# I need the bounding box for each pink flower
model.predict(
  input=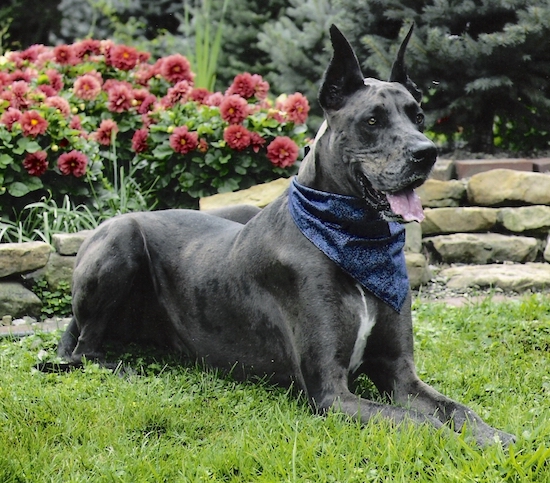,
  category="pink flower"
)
[266,136,299,168]
[283,93,310,124]
[219,94,249,124]
[131,128,149,153]
[73,39,101,59]
[57,150,88,177]
[204,92,224,106]
[107,84,133,112]
[163,80,192,107]
[23,151,48,176]
[169,126,199,154]
[252,74,269,100]
[69,115,82,130]
[94,119,119,145]
[53,44,76,65]
[136,93,156,114]
[20,110,48,137]
[46,69,64,92]
[224,125,251,151]
[134,64,157,85]
[160,54,194,84]
[250,132,266,153]
[226,72,256,99]
[11,80,30,109]
[109,44,140,71]
[189,88,211,103]
[0,108,22,129]
[44,96,71,116]
[74,74,102,100]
